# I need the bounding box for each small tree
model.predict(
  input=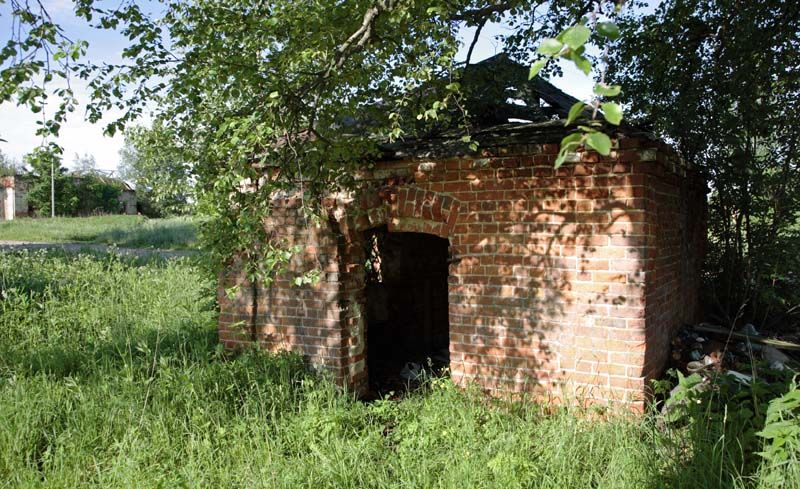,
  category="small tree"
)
[24,147,78,217]
[119,123,193,216]
[72,152,97,173]
[0,150,20,177]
